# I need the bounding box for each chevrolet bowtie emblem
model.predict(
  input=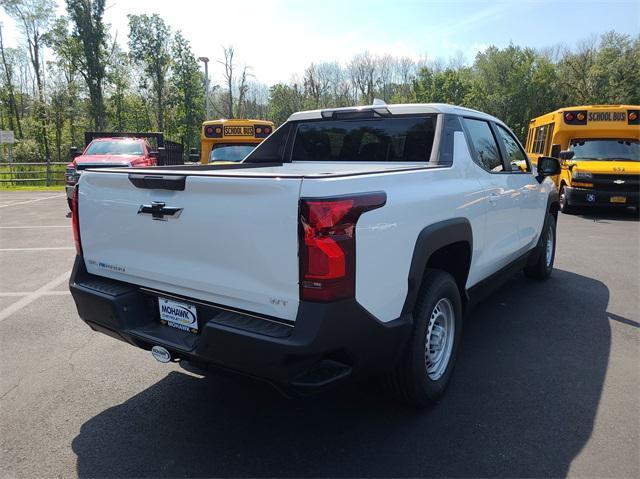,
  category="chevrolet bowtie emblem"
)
[138,202,183,221]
